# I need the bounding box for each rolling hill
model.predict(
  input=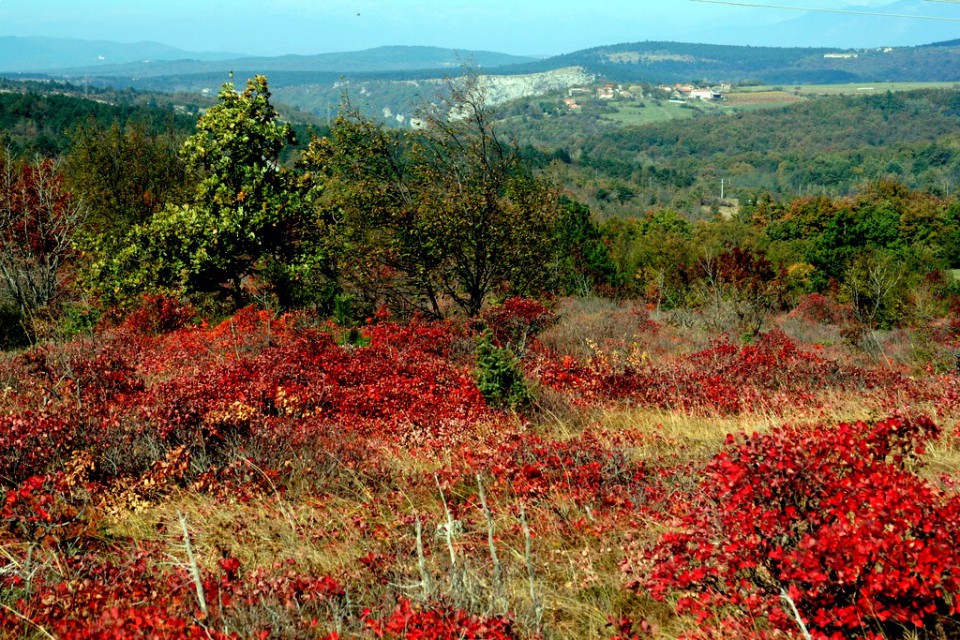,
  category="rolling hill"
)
[0,36,241,72]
